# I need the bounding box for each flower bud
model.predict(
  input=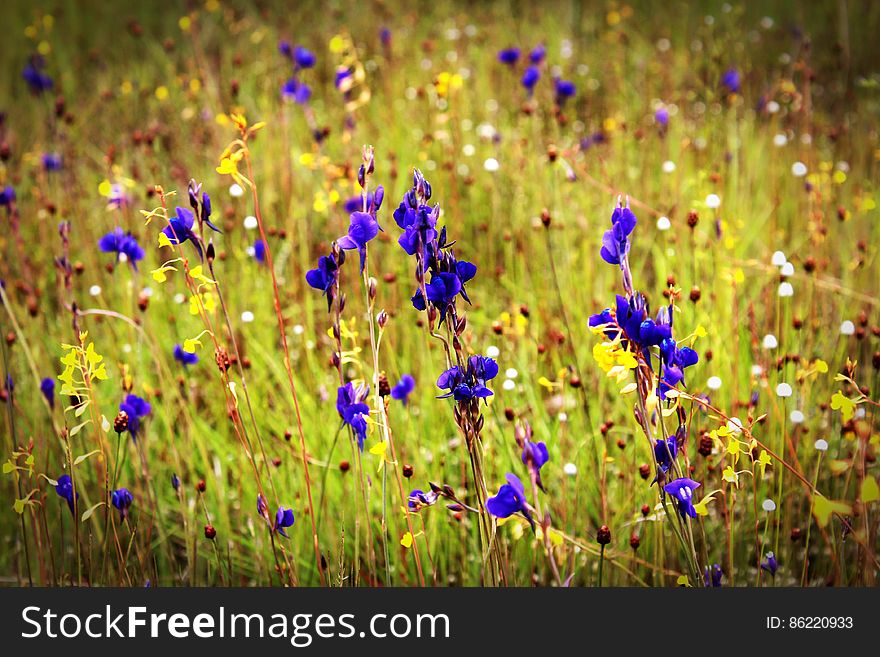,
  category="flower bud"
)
[597,525,612,545]
[629,533,640,550]
[114,410,129,434]
[204,524,216,540]
[196,479,206,493]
